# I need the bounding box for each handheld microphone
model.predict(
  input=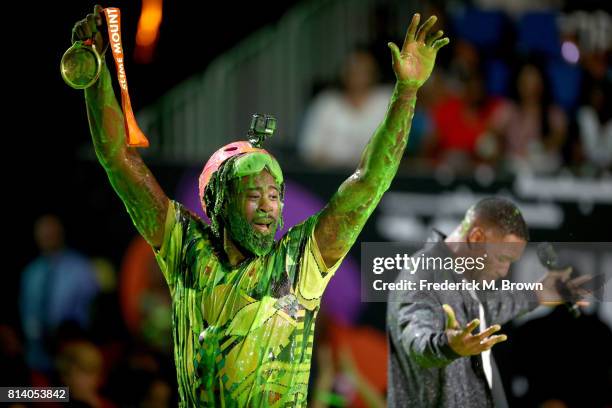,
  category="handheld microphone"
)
[536,243,581,318]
